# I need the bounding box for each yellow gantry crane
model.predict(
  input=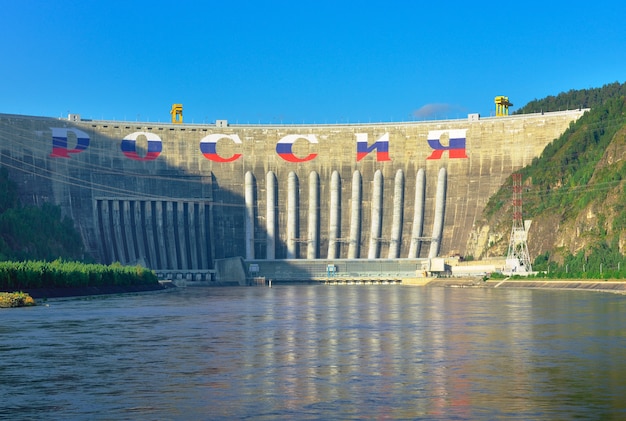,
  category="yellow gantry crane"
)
[170,103,183,124]
[495,96,513,117]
